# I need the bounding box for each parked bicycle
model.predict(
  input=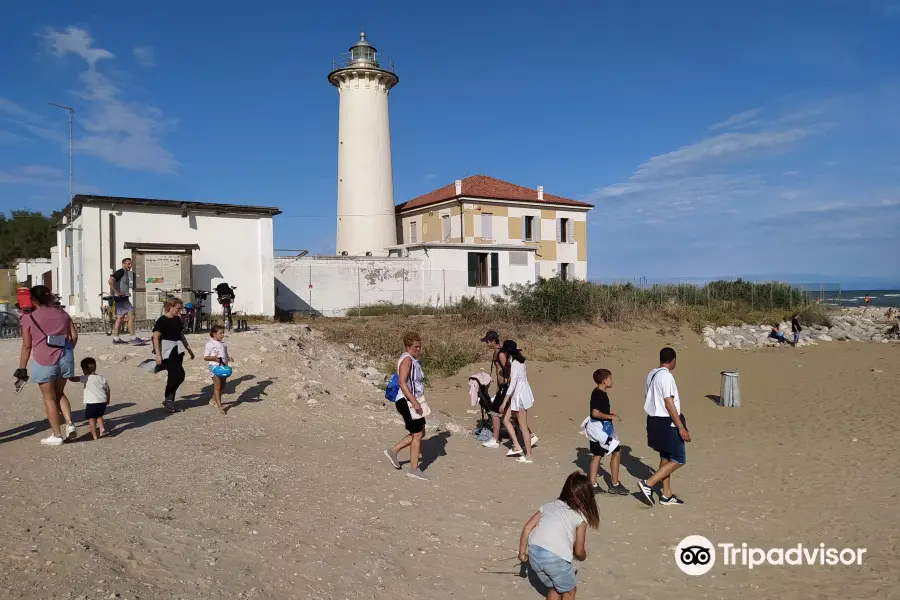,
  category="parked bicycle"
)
[182,289,212,333]
[98,293,117,336]
[215,283,237,331]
